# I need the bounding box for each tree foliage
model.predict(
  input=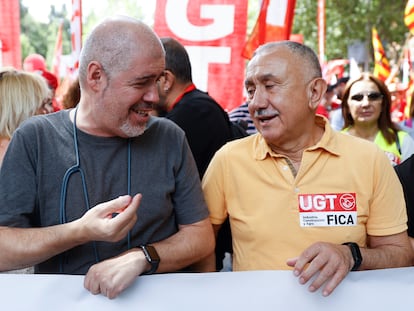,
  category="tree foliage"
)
[81,0,147,36]
[19,0,146,70]
[292,0,408,67]
[20,0,71,69]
